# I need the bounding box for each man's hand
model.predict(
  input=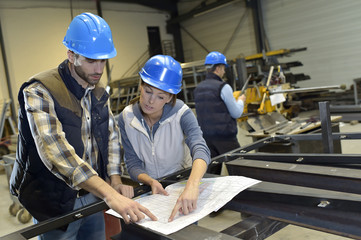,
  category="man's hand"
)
[105,192,157,224]
[238,94,246,102]
[110,175,134,198]
[112,183,134,199]
[79,175,157,224]
[168,184,199,222]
